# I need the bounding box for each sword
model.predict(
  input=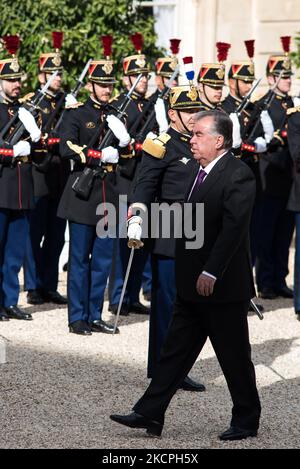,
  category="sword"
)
[250,299,264,320]
[113,239,144,334]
